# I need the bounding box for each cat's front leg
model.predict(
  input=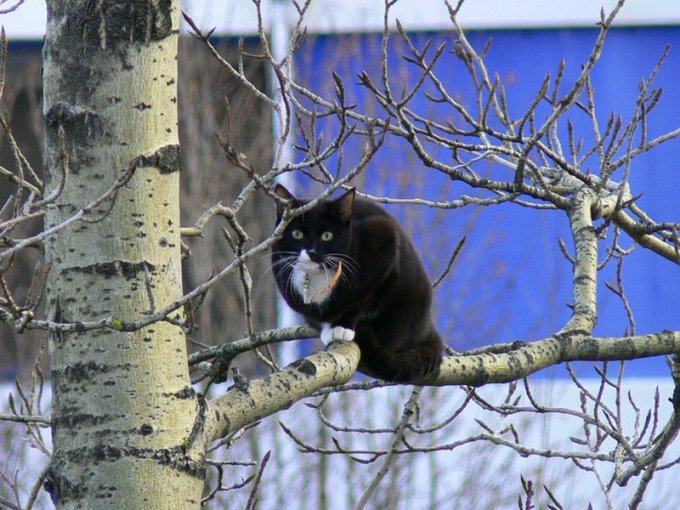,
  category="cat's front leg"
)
[320,323,355,345]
